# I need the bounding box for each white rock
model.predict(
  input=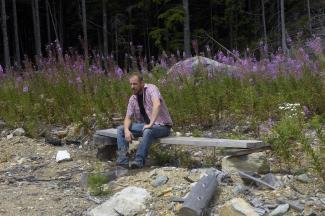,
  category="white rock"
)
[175,132,182,136]
[13,128,25,136]
[6,133,13,139]
[90,186,151,216]
[219,198,259,216]
[193,151,204,157]
[269,204,289,216]
[55,150,71,163]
